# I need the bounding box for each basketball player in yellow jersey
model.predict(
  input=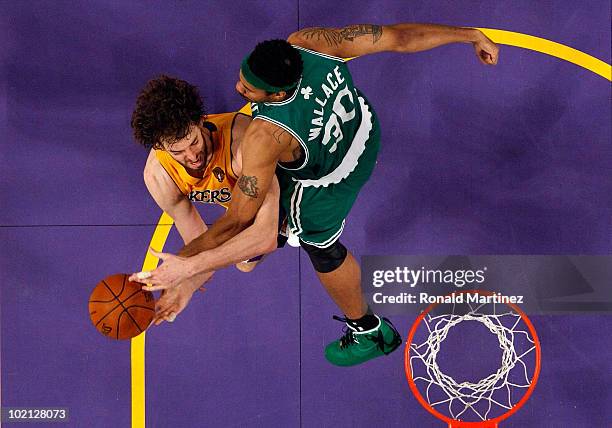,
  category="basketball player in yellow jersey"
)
[131,75,281,324]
